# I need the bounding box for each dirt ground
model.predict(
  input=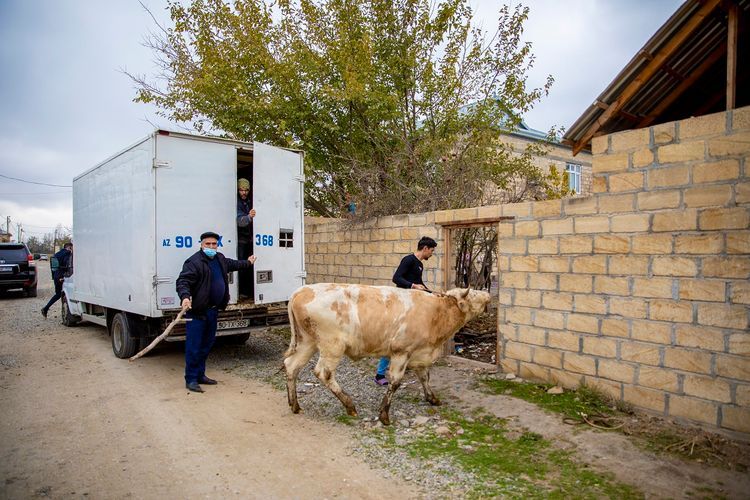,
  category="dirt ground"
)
[453,311,498,363]
[430,361,750,498]
[2,272,749,498]
[0,272,416,499]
